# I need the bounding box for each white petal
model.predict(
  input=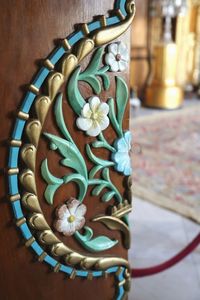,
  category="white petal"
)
[110,61,119,72]
[76,117,93,131]
[97,102,109,116]
[75,204,87,218]
[89,96,101,113]
[99,116,109,131]
[68,199,80,215]
[121,51,129,62]
[86,121,101,137]
[108,43,118,55]
[118,42,127,55]
[63,222,76,236]
[55,219,75,236]
[81,103,92,118]
[74,217,85,231]
[105,53,116,67]
[118,60,128,72]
